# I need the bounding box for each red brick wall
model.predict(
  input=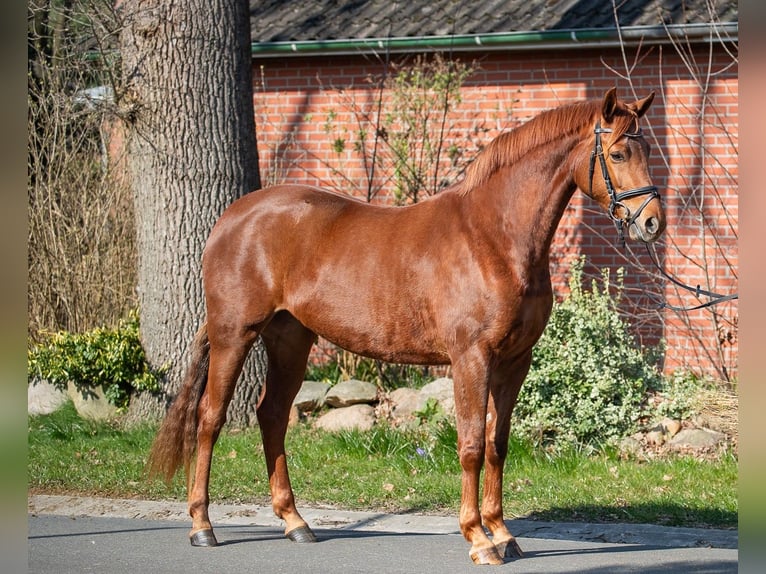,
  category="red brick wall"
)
[250,43,738,380]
